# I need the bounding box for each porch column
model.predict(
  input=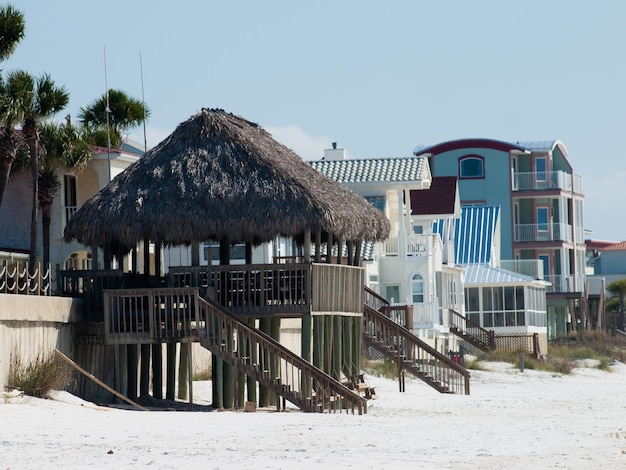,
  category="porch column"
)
[353,240,362,267]
[347,240,354,266]
[336,238,344,265]
[191,241,200,266]
[155,239,162,277]
[314,230,322,263]
[397,189,406,257]
[304,229,311,263]
[326,233,333,264]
